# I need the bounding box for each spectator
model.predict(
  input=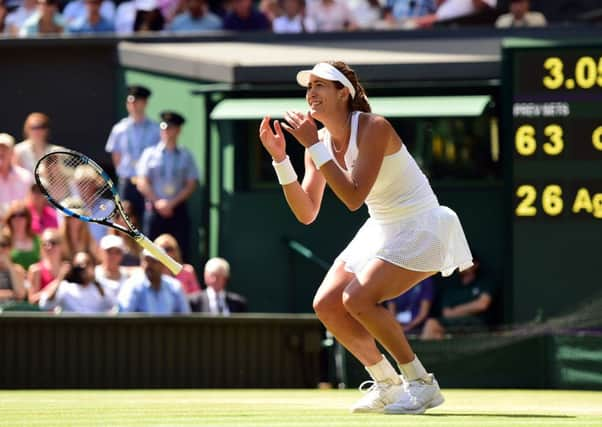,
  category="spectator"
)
[413,0,496,28]
[62,0,115,27]
[5,0,37,35]
[4,200,40,270]
[222,0,271,31]
[193,257,247,314]
[305,0,357,32]
[94,234,130,299]
[59,216,100,262]
[39,251,116,313]
[117,249,190,314]
[26,183,58,236]
[14,113,61,172]
[26,227,63,305]
[387,0,436,20]
[386,277,434,336]
[273,0,315,33]
[495,0,546,28]
[133,0,165,32]
[105,85,160,221]
[107,201,142,266]
[0,0,8,34]
[68,0,115,33]
[350,0,383,30]
[136,111,198,262]
[421,258,496,339]
[114,0,136,34]
[154,233,201,306]
[71,162,109,243]
[259,0,281,23]
[19,0,65,36]
[167,0,222,32]
[0,133,34,217]
[0,230,26,306]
